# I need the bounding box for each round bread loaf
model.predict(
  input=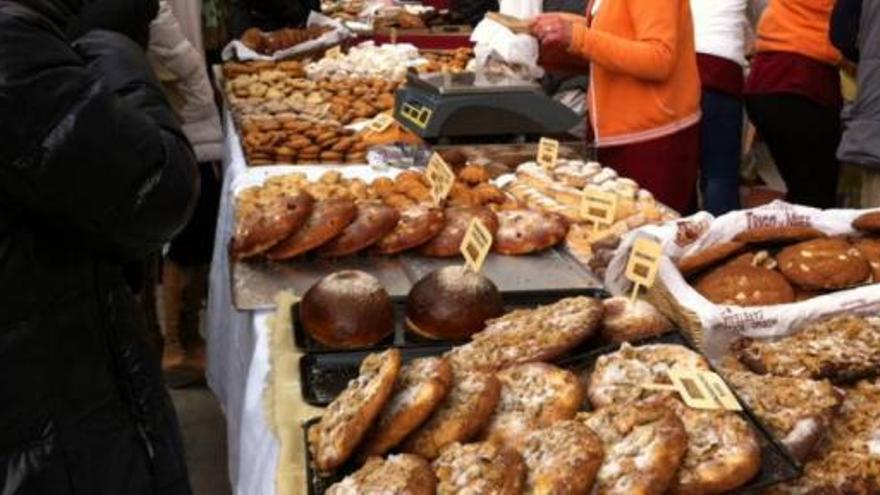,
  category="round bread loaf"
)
[405,266,503,341]
[300,270,394,348]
